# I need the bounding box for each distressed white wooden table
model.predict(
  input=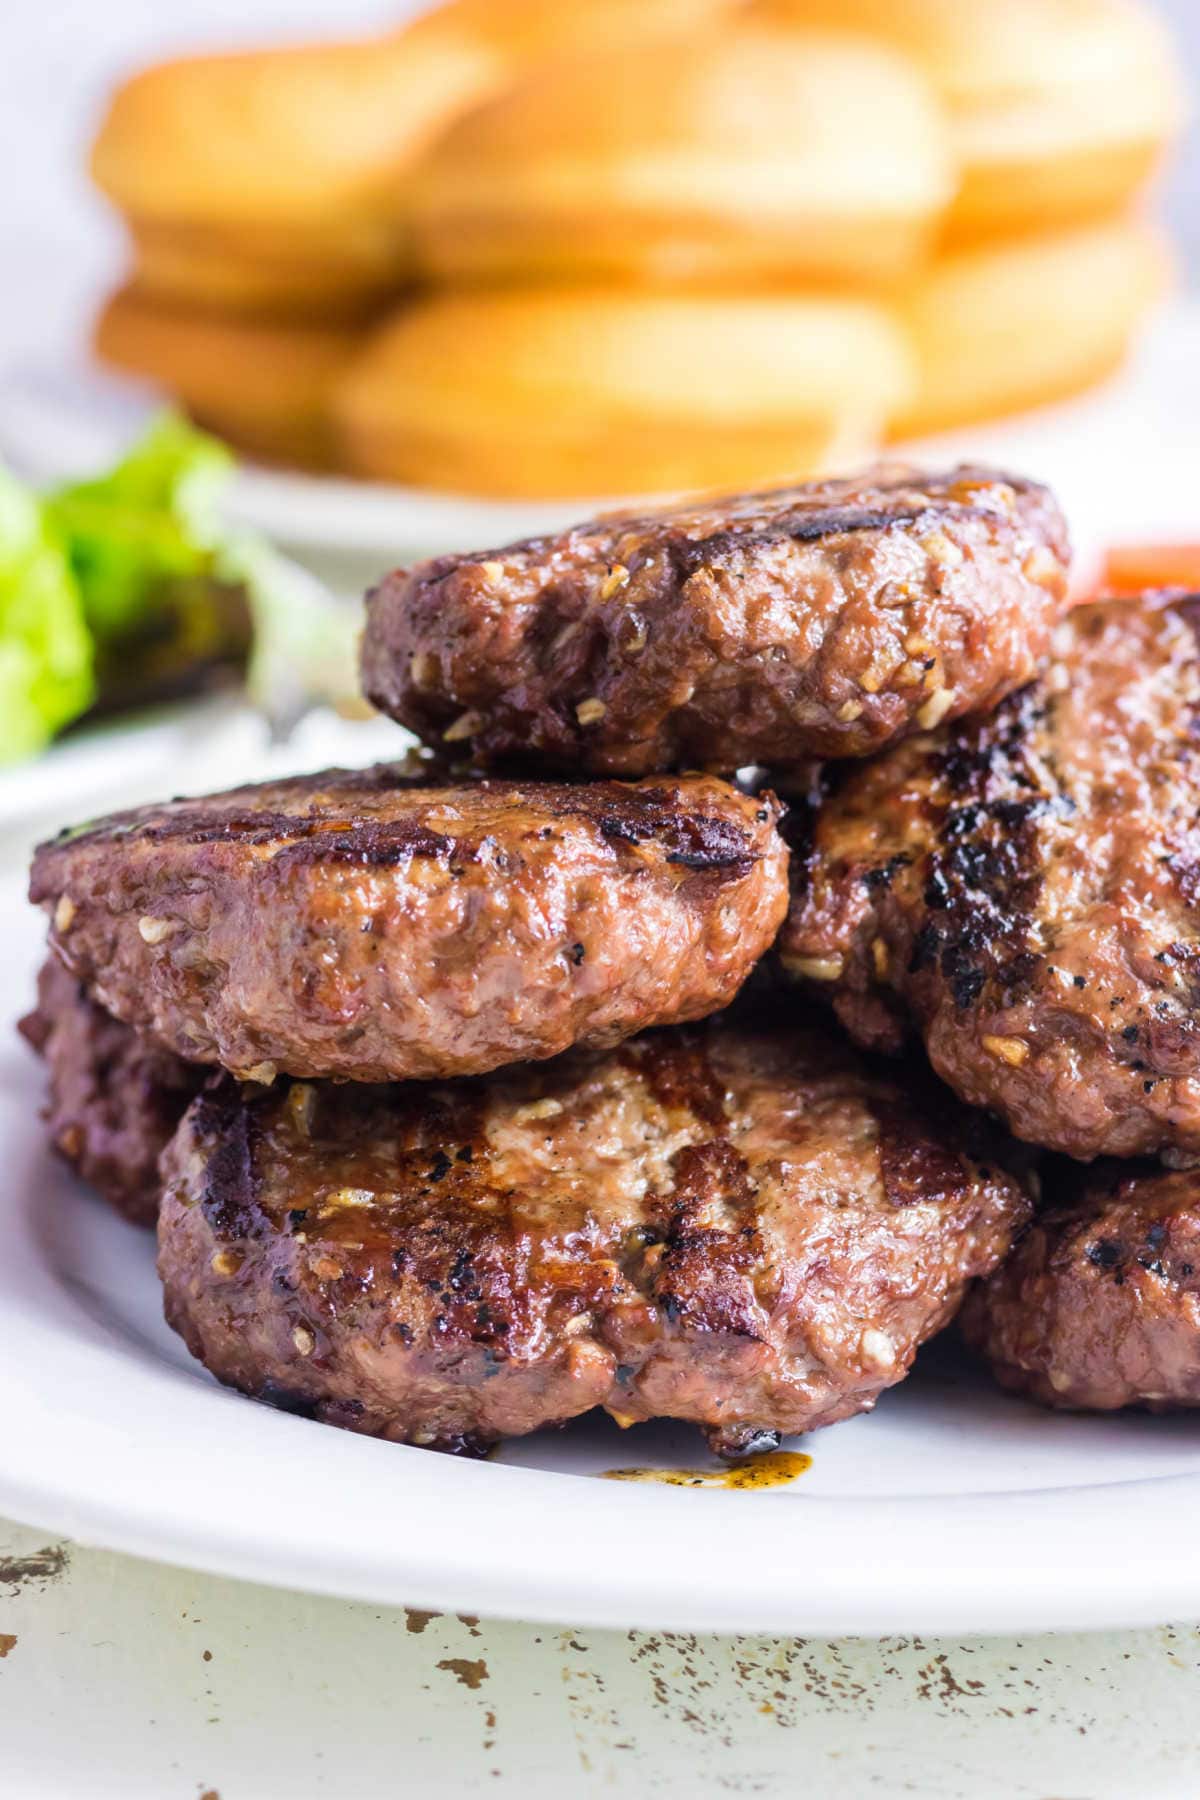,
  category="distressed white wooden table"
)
[2,1513,1198,1799]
